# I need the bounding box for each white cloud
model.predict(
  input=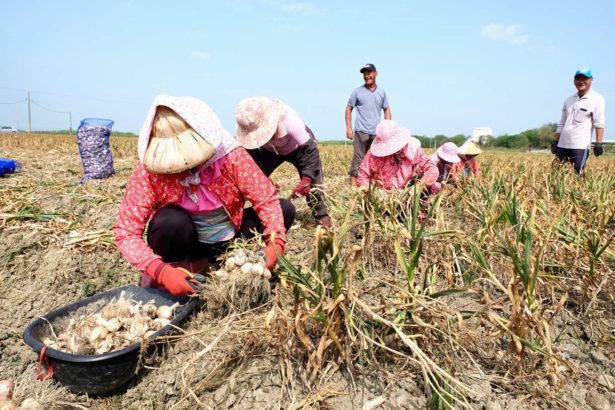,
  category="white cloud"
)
[190,51,211,63]
[481,23,528,46]
[259,0,315,14]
